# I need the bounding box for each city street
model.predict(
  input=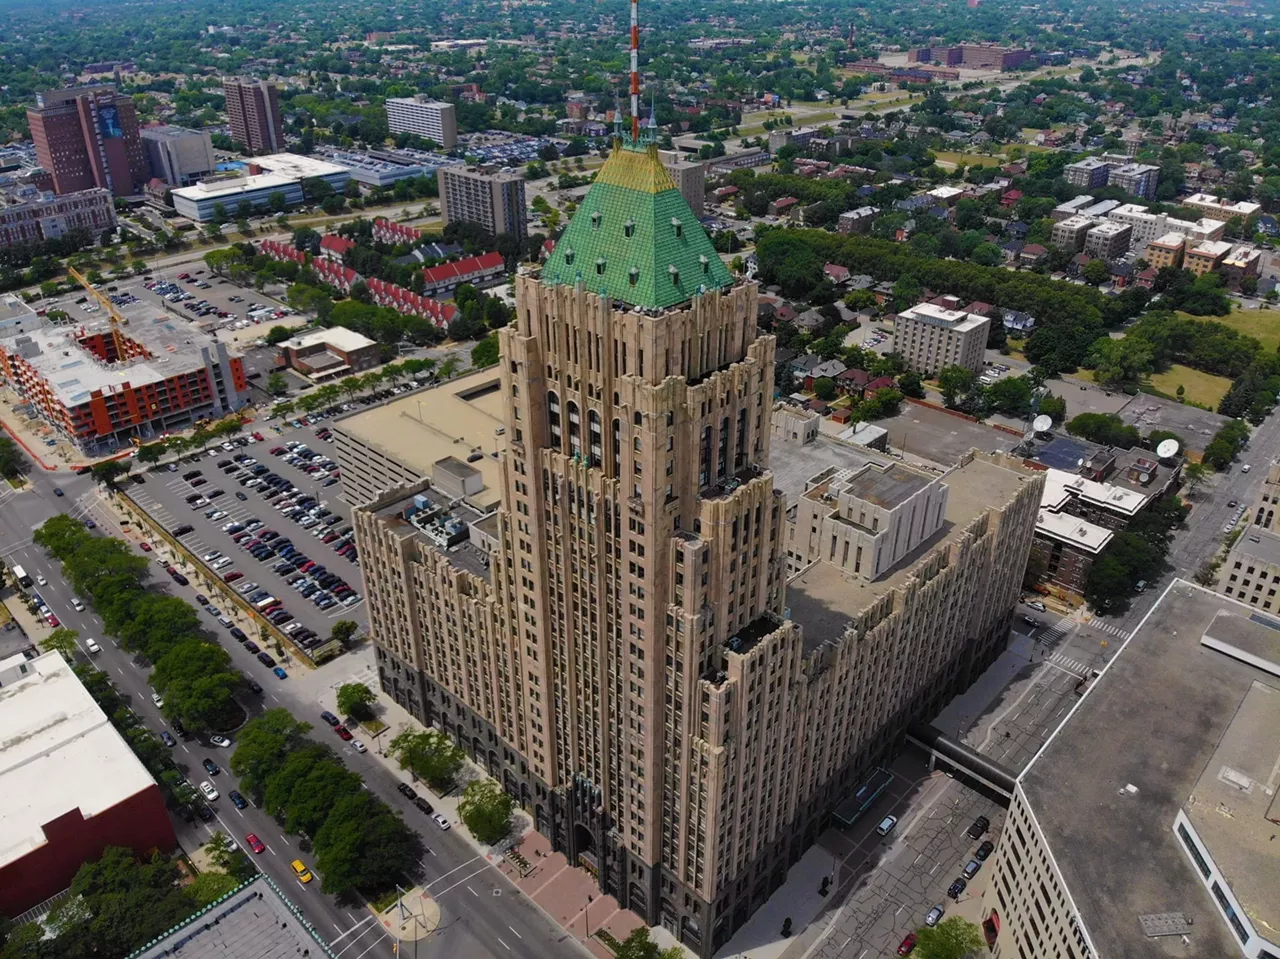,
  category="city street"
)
[0,461,590,959]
